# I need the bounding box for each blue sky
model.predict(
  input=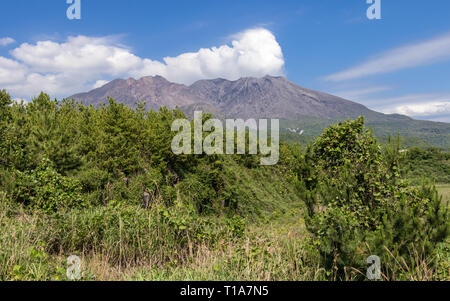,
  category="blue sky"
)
[0,0,450,121]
